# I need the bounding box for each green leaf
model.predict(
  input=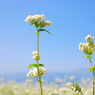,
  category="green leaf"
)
[35,31,39,34]
[89,69,93,72]
[88,67,92,70]
[39,64,44,67]
[82,55,93,59]
[87,67,93,72]
[30,22,39,27]
[28,64,37,69]
[38,29,51,34]
[92,66,95,70]
[87,66,95,72]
